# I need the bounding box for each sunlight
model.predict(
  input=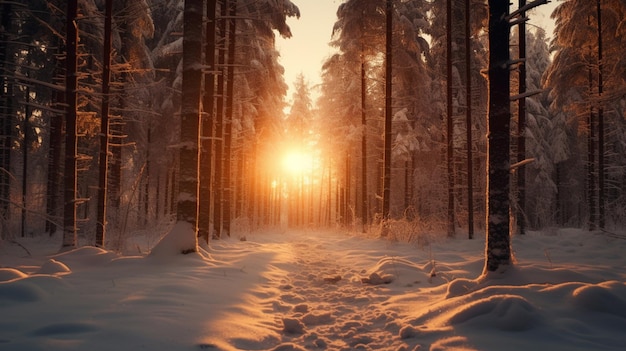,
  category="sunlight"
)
[282,149,314,176]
